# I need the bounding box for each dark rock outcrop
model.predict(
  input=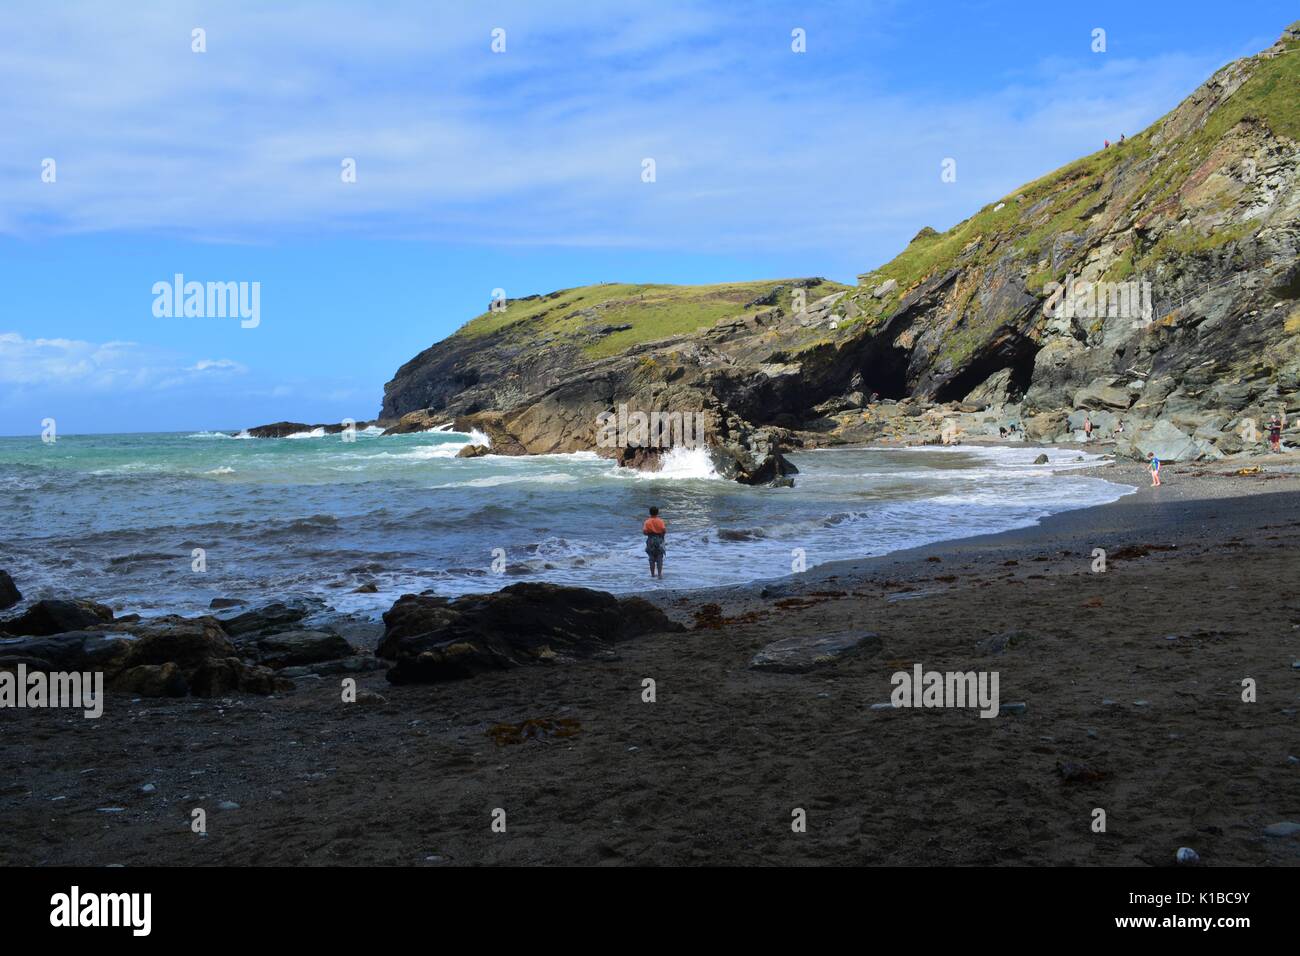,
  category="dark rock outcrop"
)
[0,602,292,698]
[0,631,132,671]
[242,630,354,669]
[0,599,114,637]
[116,617,236,670]
[113,662,190,697]
[216,603,308,638]
[377,582,685,683]
[244,420,376,438]
[0,571,20,611]
[187,658,289,697]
